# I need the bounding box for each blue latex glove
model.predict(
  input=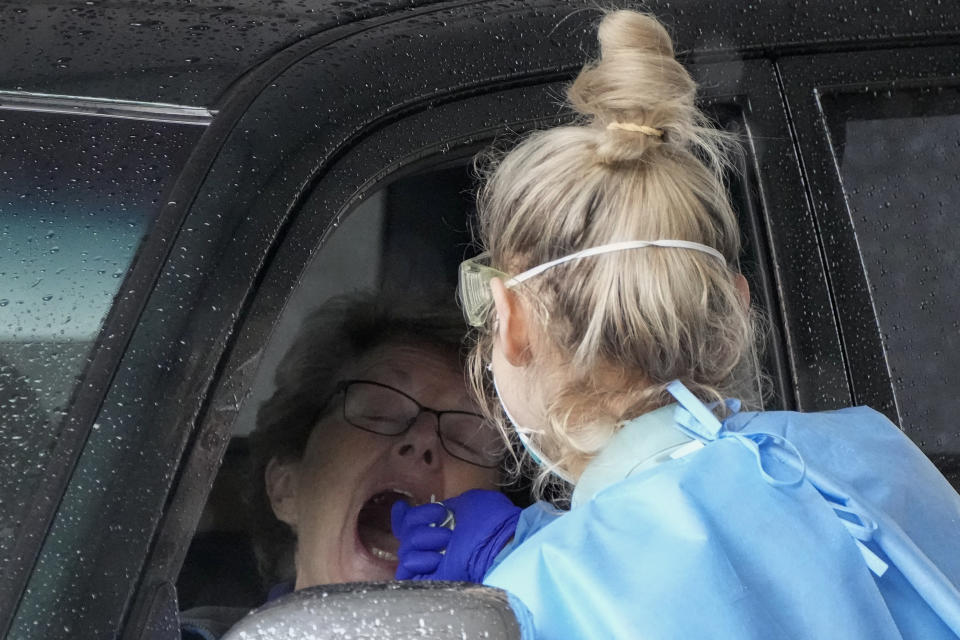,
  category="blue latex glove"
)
[392,489,521,582]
